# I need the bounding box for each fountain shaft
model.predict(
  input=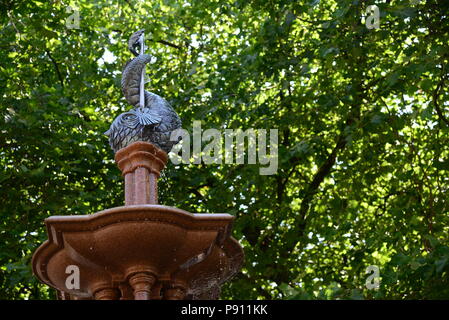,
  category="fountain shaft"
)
[115,141,167,205]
